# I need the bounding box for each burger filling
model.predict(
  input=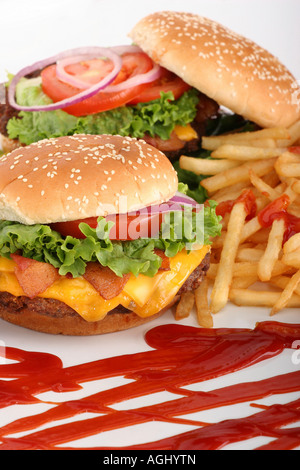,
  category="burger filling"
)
[0,198,221,322]
[1,47,219,158]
